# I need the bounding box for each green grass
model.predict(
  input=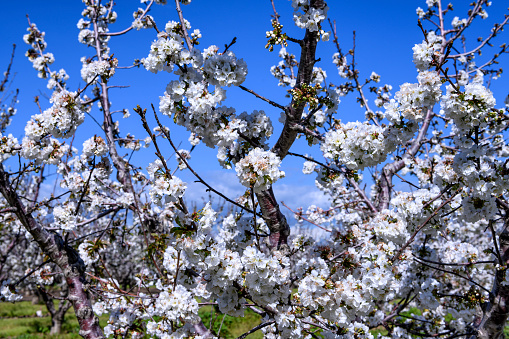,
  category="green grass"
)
[0,301,48,318]
[198,305,263,339]
[0,301,108,339]
[0,301,263,338]
[0,316,80,338]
